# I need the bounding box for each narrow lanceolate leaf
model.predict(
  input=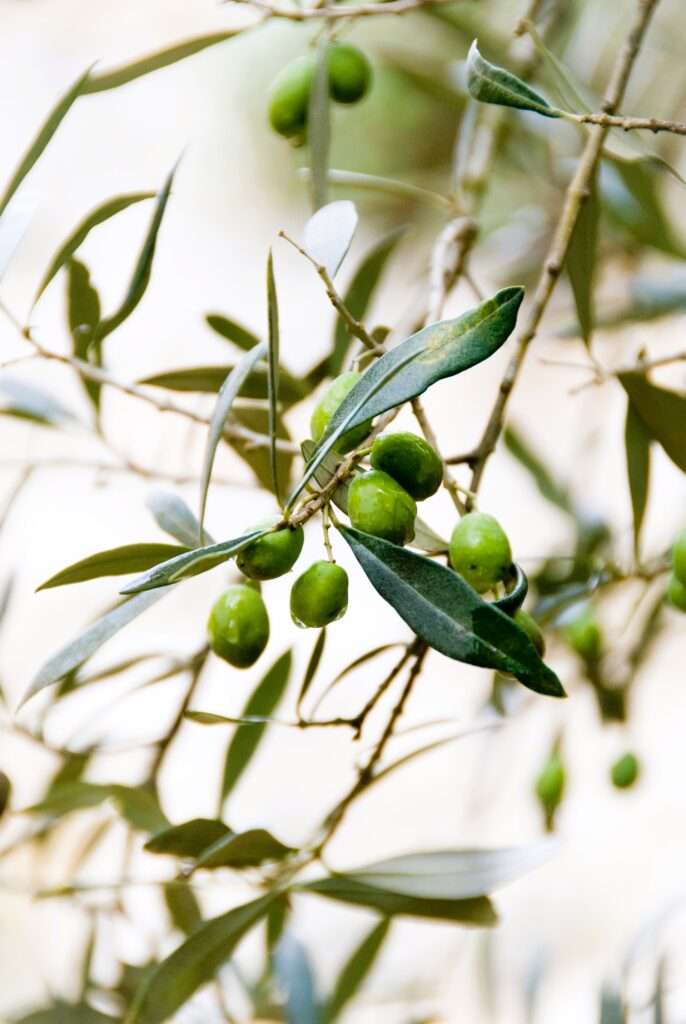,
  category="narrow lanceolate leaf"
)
[0,66,92,218]
[21,589,170,707]
[324,918,390,1023]
[504,426,575,516]
[95,163,177,343]
[205,313,261,350]
[139,363,304,405]
[145,818,231,857]
[146,491,214,547]
[624,401,651,560]
[37,543,187,590]
[67,259,102,410]
[221,649,292,805]
[193,828,295,870]
[83,31,242,94]
[297,628,326,716]
[340,527,565,698]
[303,876,496,926]
[619,372,686,473]
[0,378,76,428]
[273,933,320,1024]
[198,340,268,534]
[287,288,524,510]
[0,192,36,282]
[304,200,358,279]
[339,842,556,900]
[120,528,268,594]
[266,250,281,503]
[466,41,560,118]
[33,192,154,306]
[164,882,203,936]
[125,893,278,1024]
[309,37,331,212]
[566,176,598,348]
